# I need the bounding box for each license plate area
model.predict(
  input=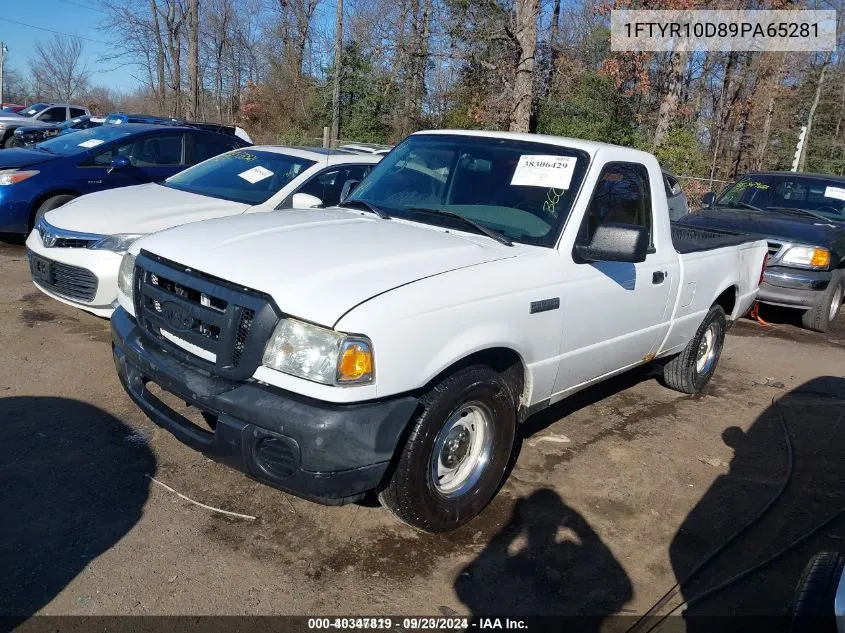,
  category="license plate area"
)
[30,254,52,283]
